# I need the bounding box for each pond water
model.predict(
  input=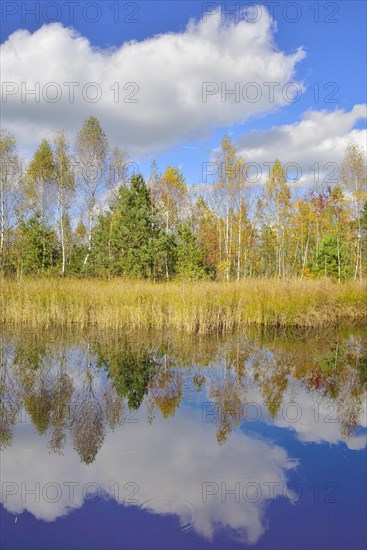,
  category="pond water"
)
[1,326,366,550]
